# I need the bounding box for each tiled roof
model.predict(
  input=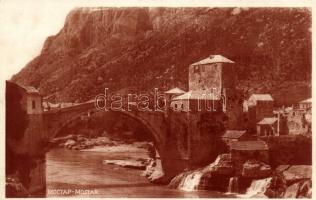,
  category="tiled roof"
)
[165,87,186,94]
[230,140,268,151]
[21,85,40,94]
[249,94,273,101]
[222,130,246,139]
[257,117,278,125]
[299,98,312,103]
[191,55,234,66]
[172,90,220,100]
